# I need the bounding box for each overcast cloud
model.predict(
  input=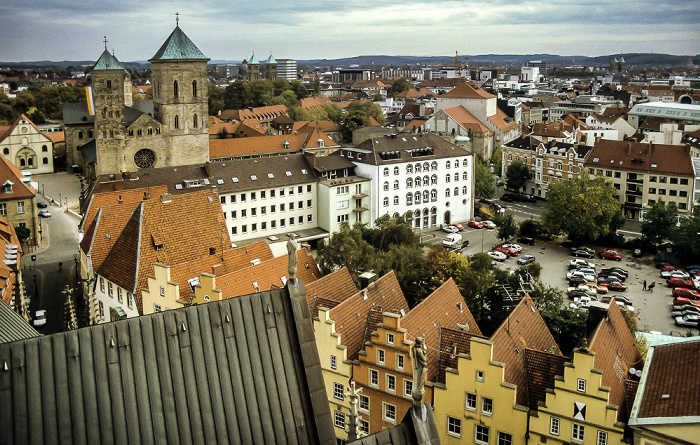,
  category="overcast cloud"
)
[0,0,698,63]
